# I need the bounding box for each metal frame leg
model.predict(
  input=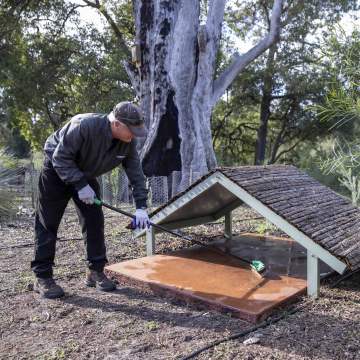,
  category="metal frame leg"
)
[146,227,155,256]
[307,250,320,298]
[225,212,232,241]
